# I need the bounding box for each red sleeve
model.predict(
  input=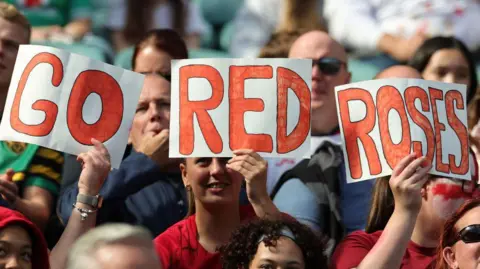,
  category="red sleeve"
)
[331,231,379,269]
